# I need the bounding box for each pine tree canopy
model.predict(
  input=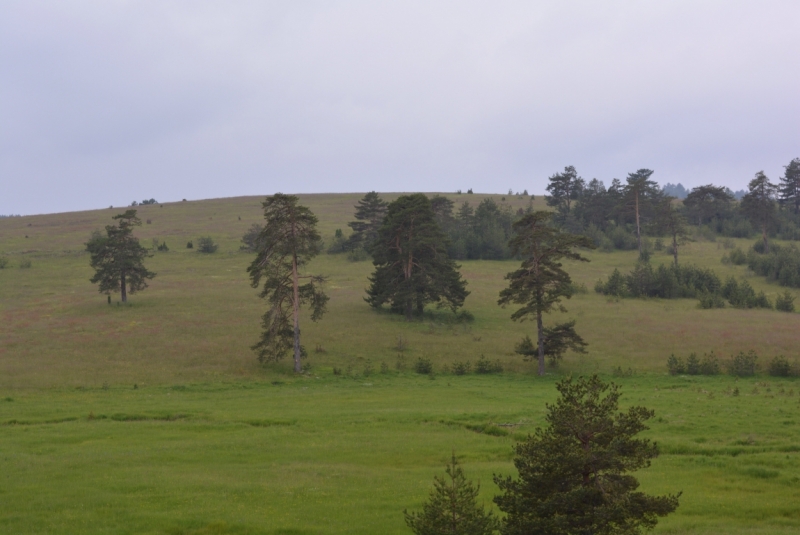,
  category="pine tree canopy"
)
[86,209,155,303]
[494,375,680,535]
[247,194,328,370]
[347,191,388,251]
[366,193,468,320]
